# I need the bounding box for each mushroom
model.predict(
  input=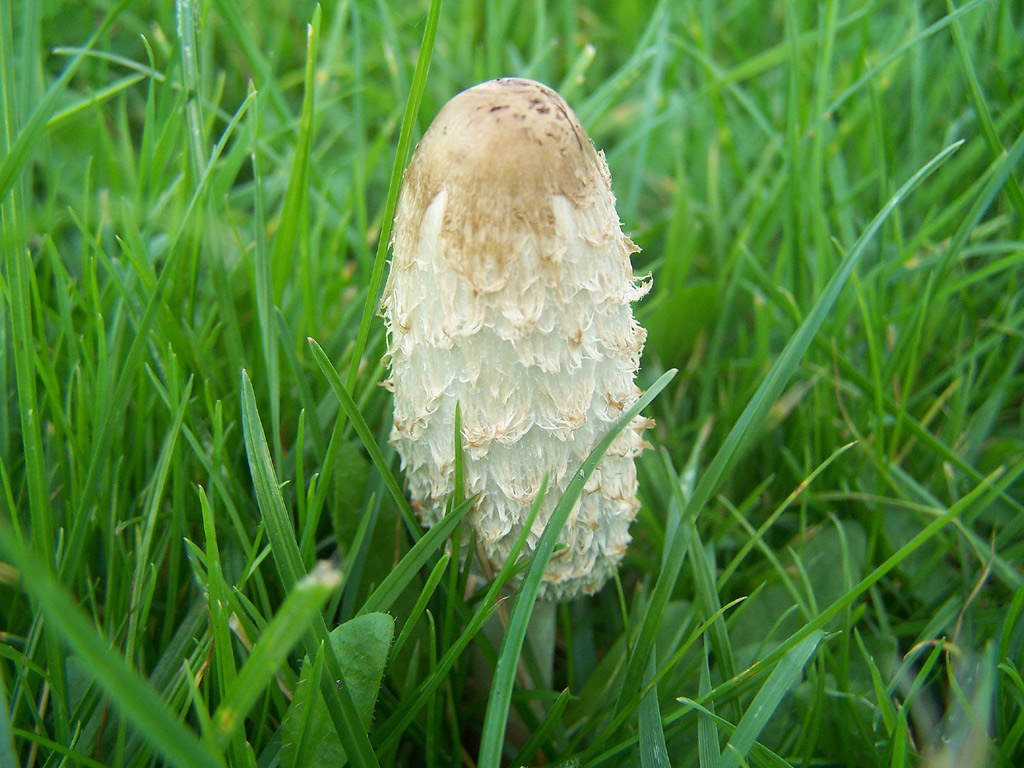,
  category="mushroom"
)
[381,77,652,602]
